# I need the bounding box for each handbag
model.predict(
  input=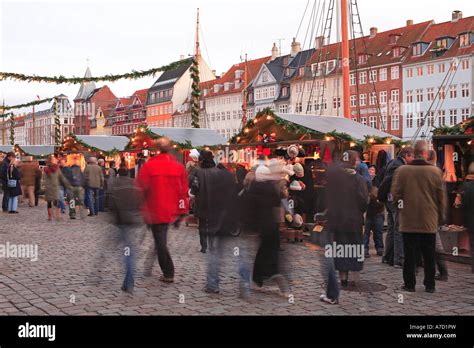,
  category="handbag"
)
[7,179,17,188]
